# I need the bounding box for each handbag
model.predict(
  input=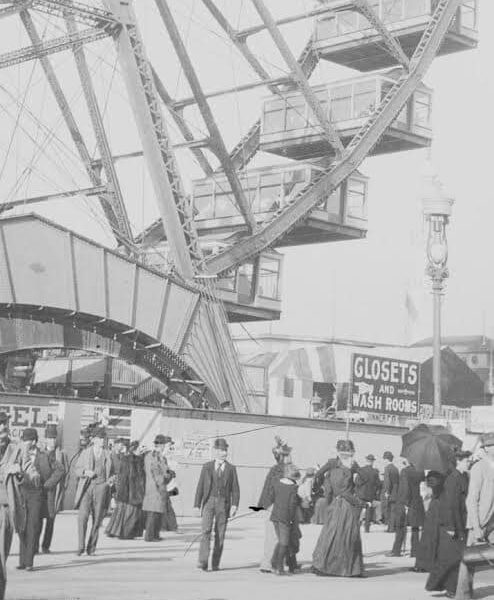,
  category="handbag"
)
[463,542,494,568]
